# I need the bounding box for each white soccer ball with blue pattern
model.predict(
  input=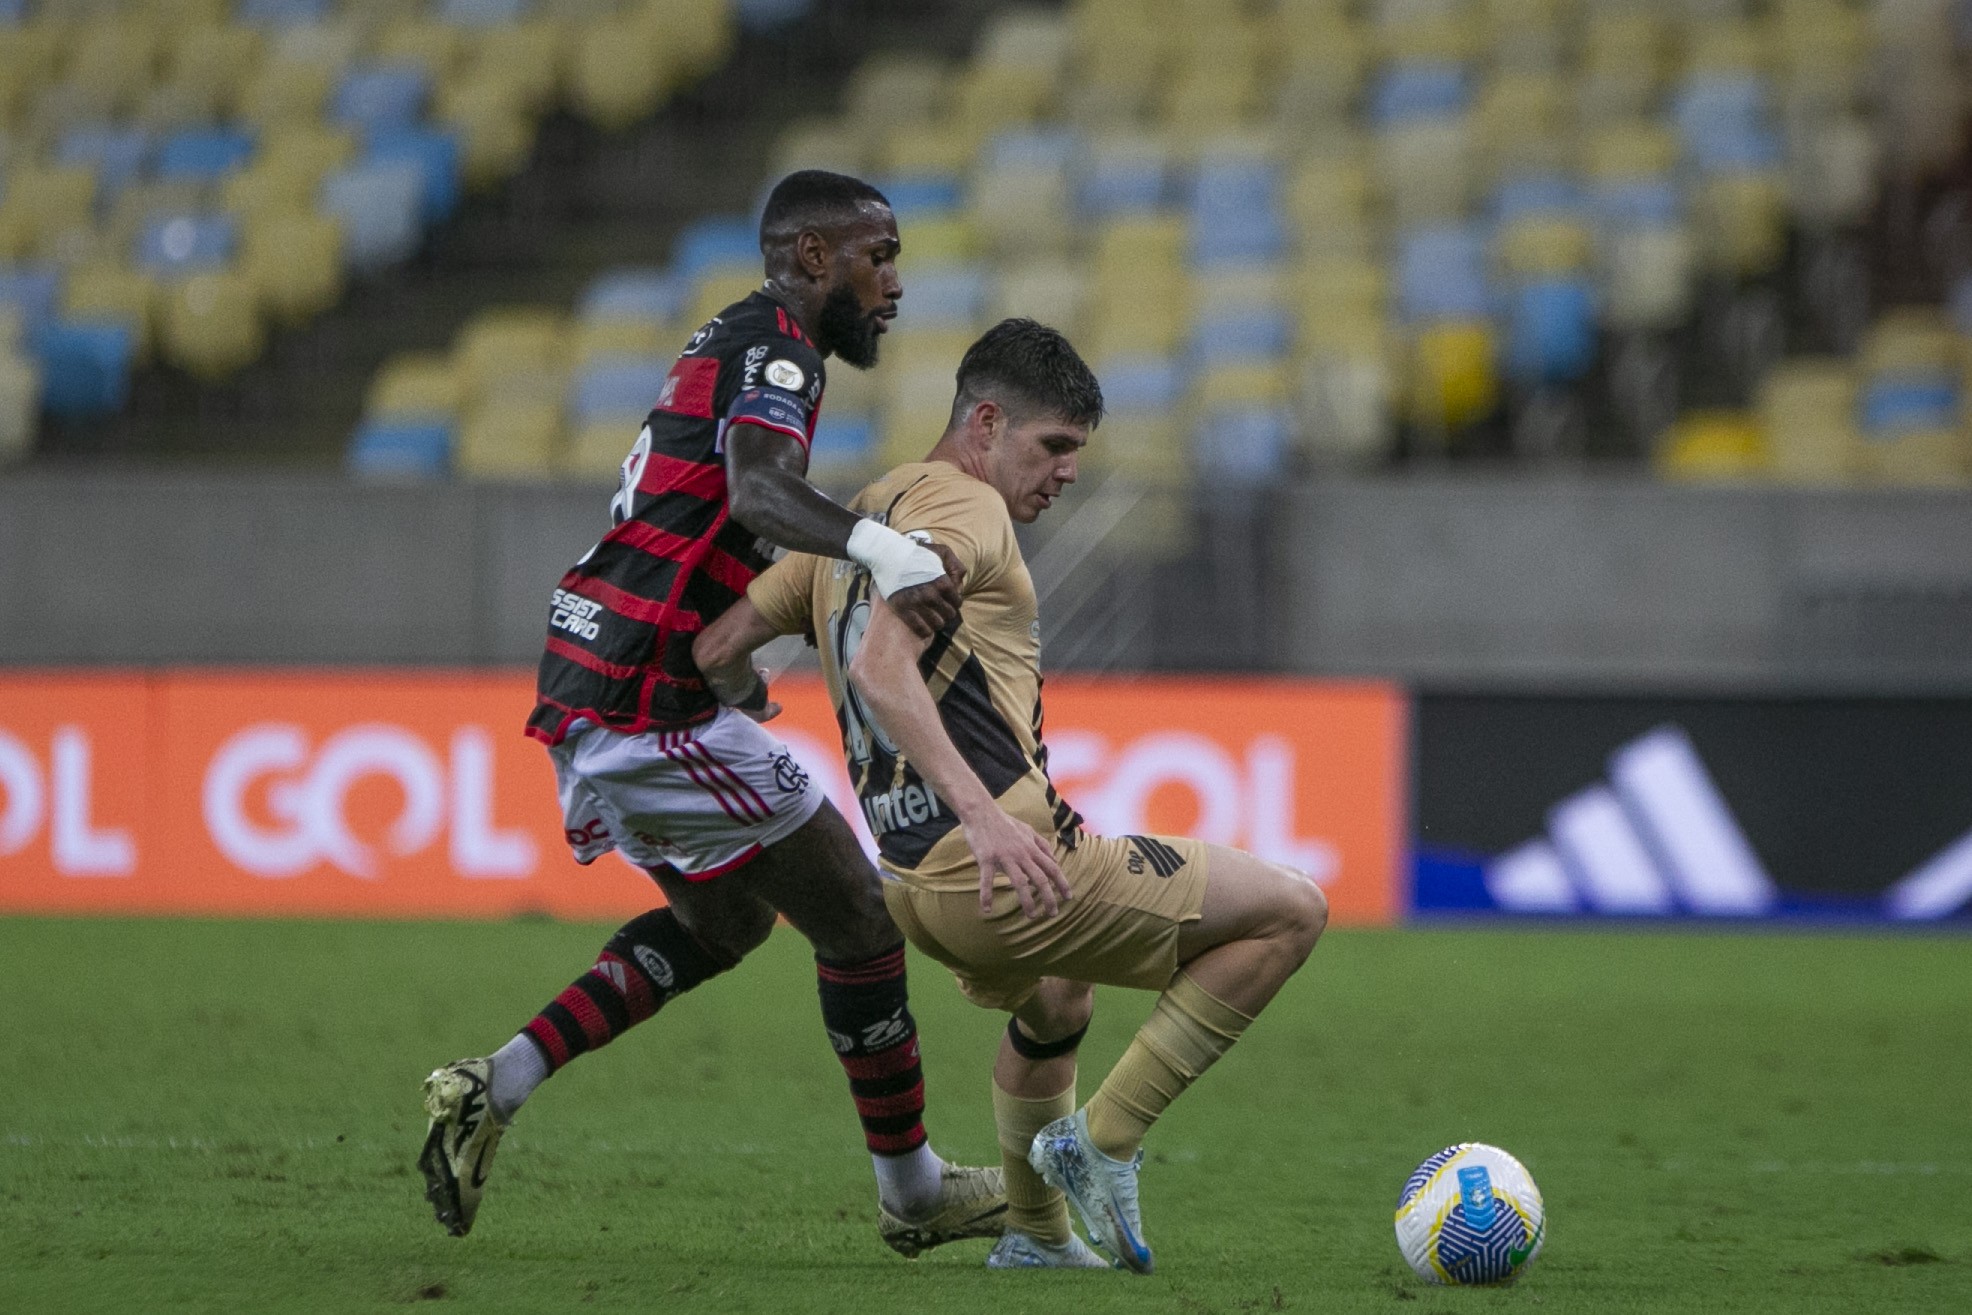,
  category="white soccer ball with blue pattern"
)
[1394,1143,1545,1285]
